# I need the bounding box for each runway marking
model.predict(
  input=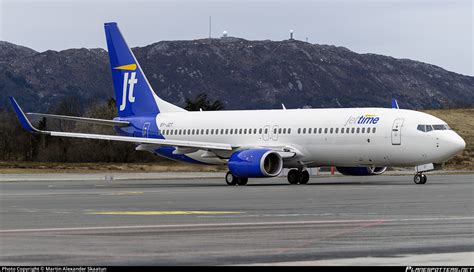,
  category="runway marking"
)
[87,211,242,215]
[99,191,143,196]
[1,216,473,233]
